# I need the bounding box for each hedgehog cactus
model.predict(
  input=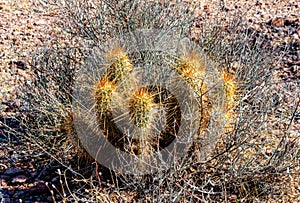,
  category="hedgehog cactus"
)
[92,43,238,159]
[94,78,116,117]
[105,46,134,84]
[129,88,156,127]
[172,52,212,131]
[218,70,237,132]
